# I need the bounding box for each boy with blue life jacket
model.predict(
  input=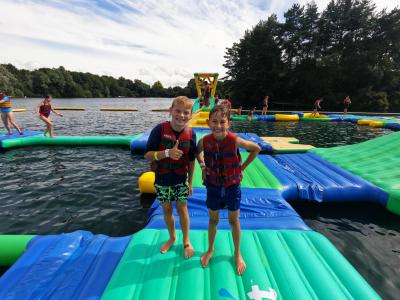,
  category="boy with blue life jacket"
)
[197,105,261,275]
[0,92,23,135]
[144,96,196,259]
